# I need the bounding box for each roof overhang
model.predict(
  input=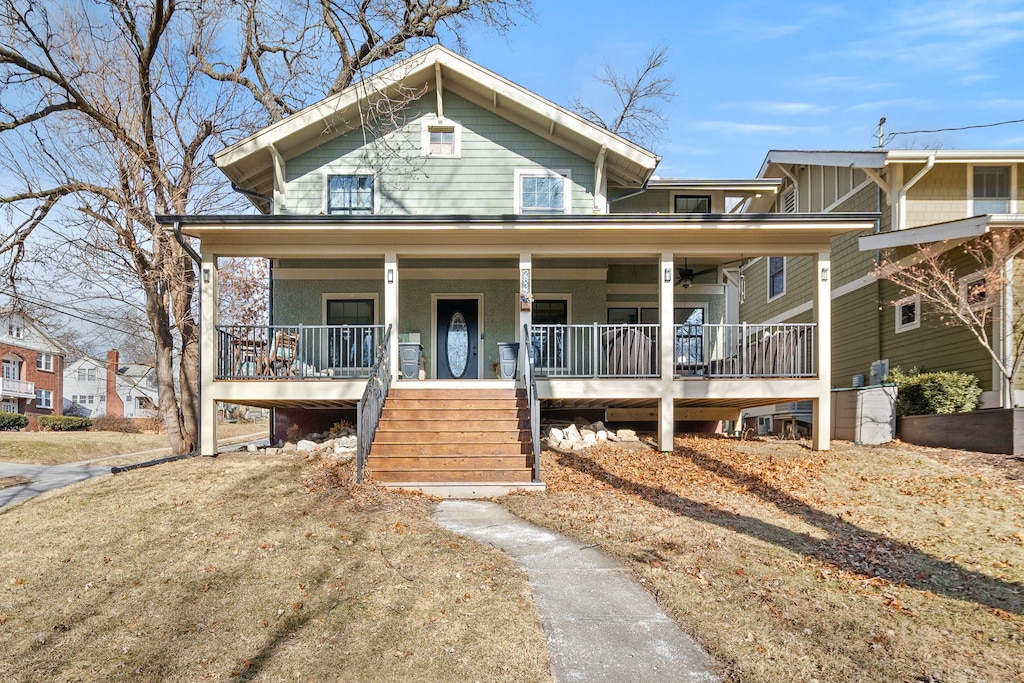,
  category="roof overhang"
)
[758,150,887,177]
[214,45,660,210]
[859,214,1024,251]
[159,212,878,259]
[646,178,782,195]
